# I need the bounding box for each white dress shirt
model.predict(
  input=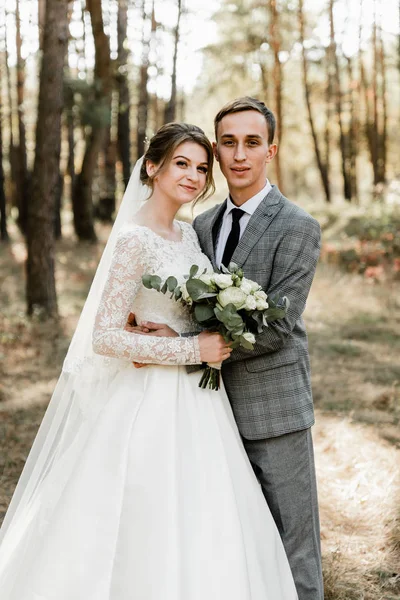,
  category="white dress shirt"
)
[215,181,272,268]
